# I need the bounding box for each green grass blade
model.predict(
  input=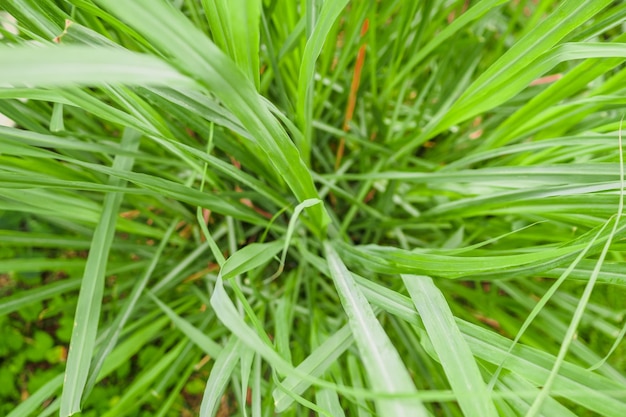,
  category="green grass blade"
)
[221,240,283,280]
[0,279,80,317]
[148,292,222,358]
[59,128,141,416]
[435,0,613,133]
[239,343,254,417]
[445,43,626,126]
[487,221,611,391]
[6,374,64,417]
[526,120,626,416]
[383,0,508,97]
[296,0,349,163]
[273,324,353,411]
[95,0,330,235]
[402,274,498,417]
[273,198,324,278]
[70,161,264,225]
[201,0,261,90]
[210,276,294,374]
[199,336,242,417]
[210,276,341,416]
[0,45,194,88]
[462,321,626,416]
[461,0,611,97]
[324,242,428,416]
[100,341,186,417]
[360,274,626,415]
[316,389,345,417]
[336,239,585,279]
[84,220,180,400]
